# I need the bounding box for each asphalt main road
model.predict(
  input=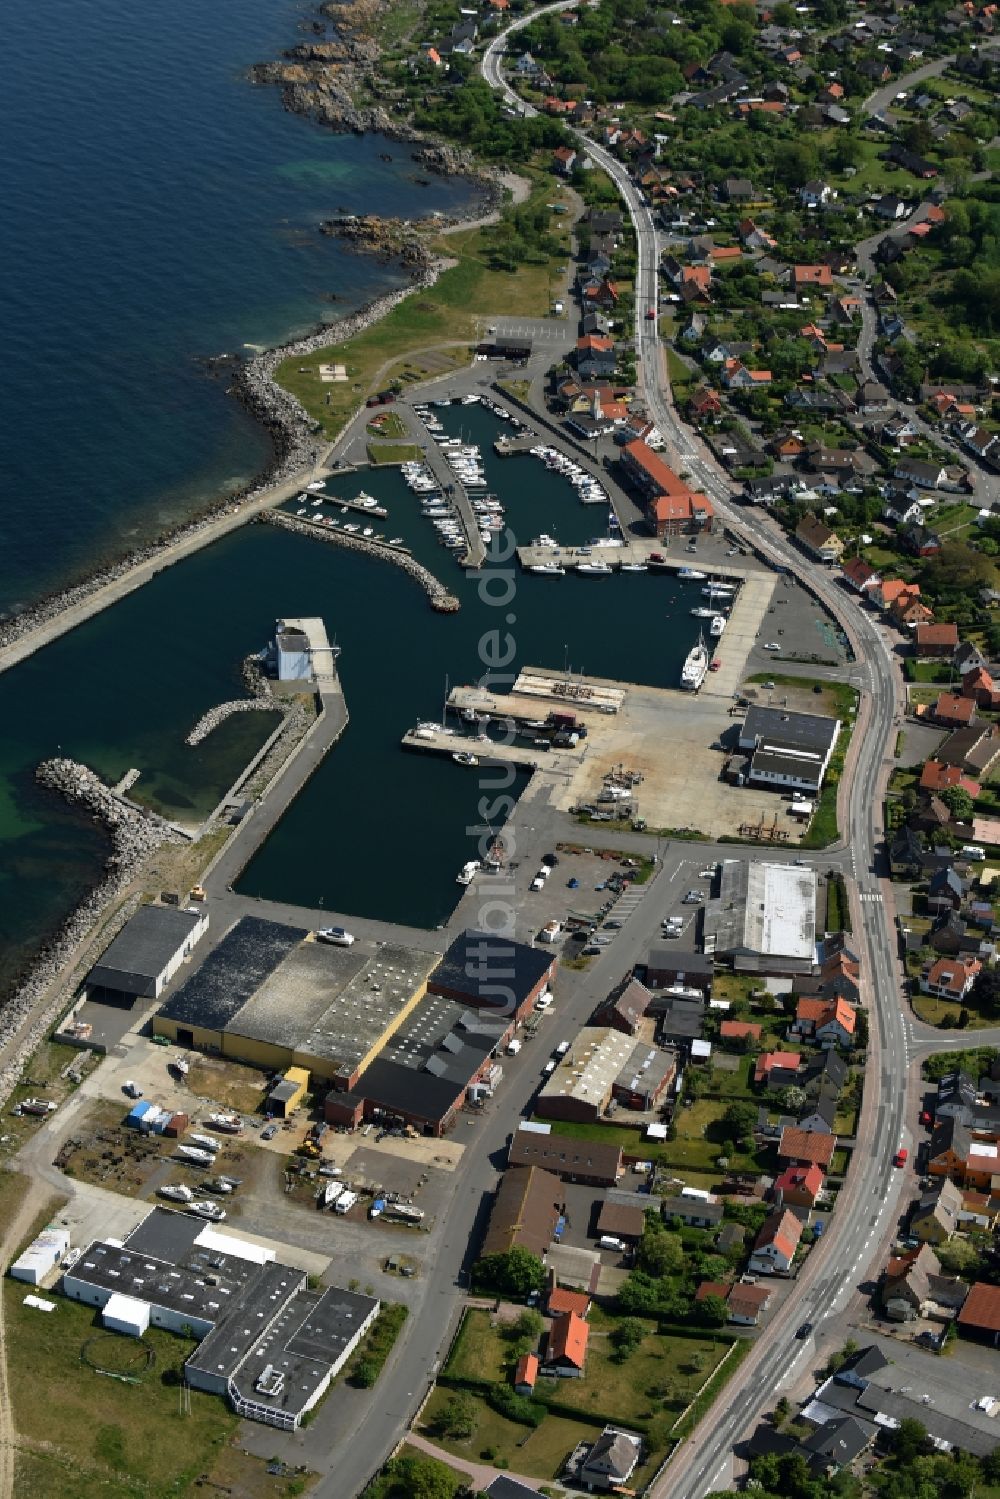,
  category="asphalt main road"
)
[479,26,928,1498]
